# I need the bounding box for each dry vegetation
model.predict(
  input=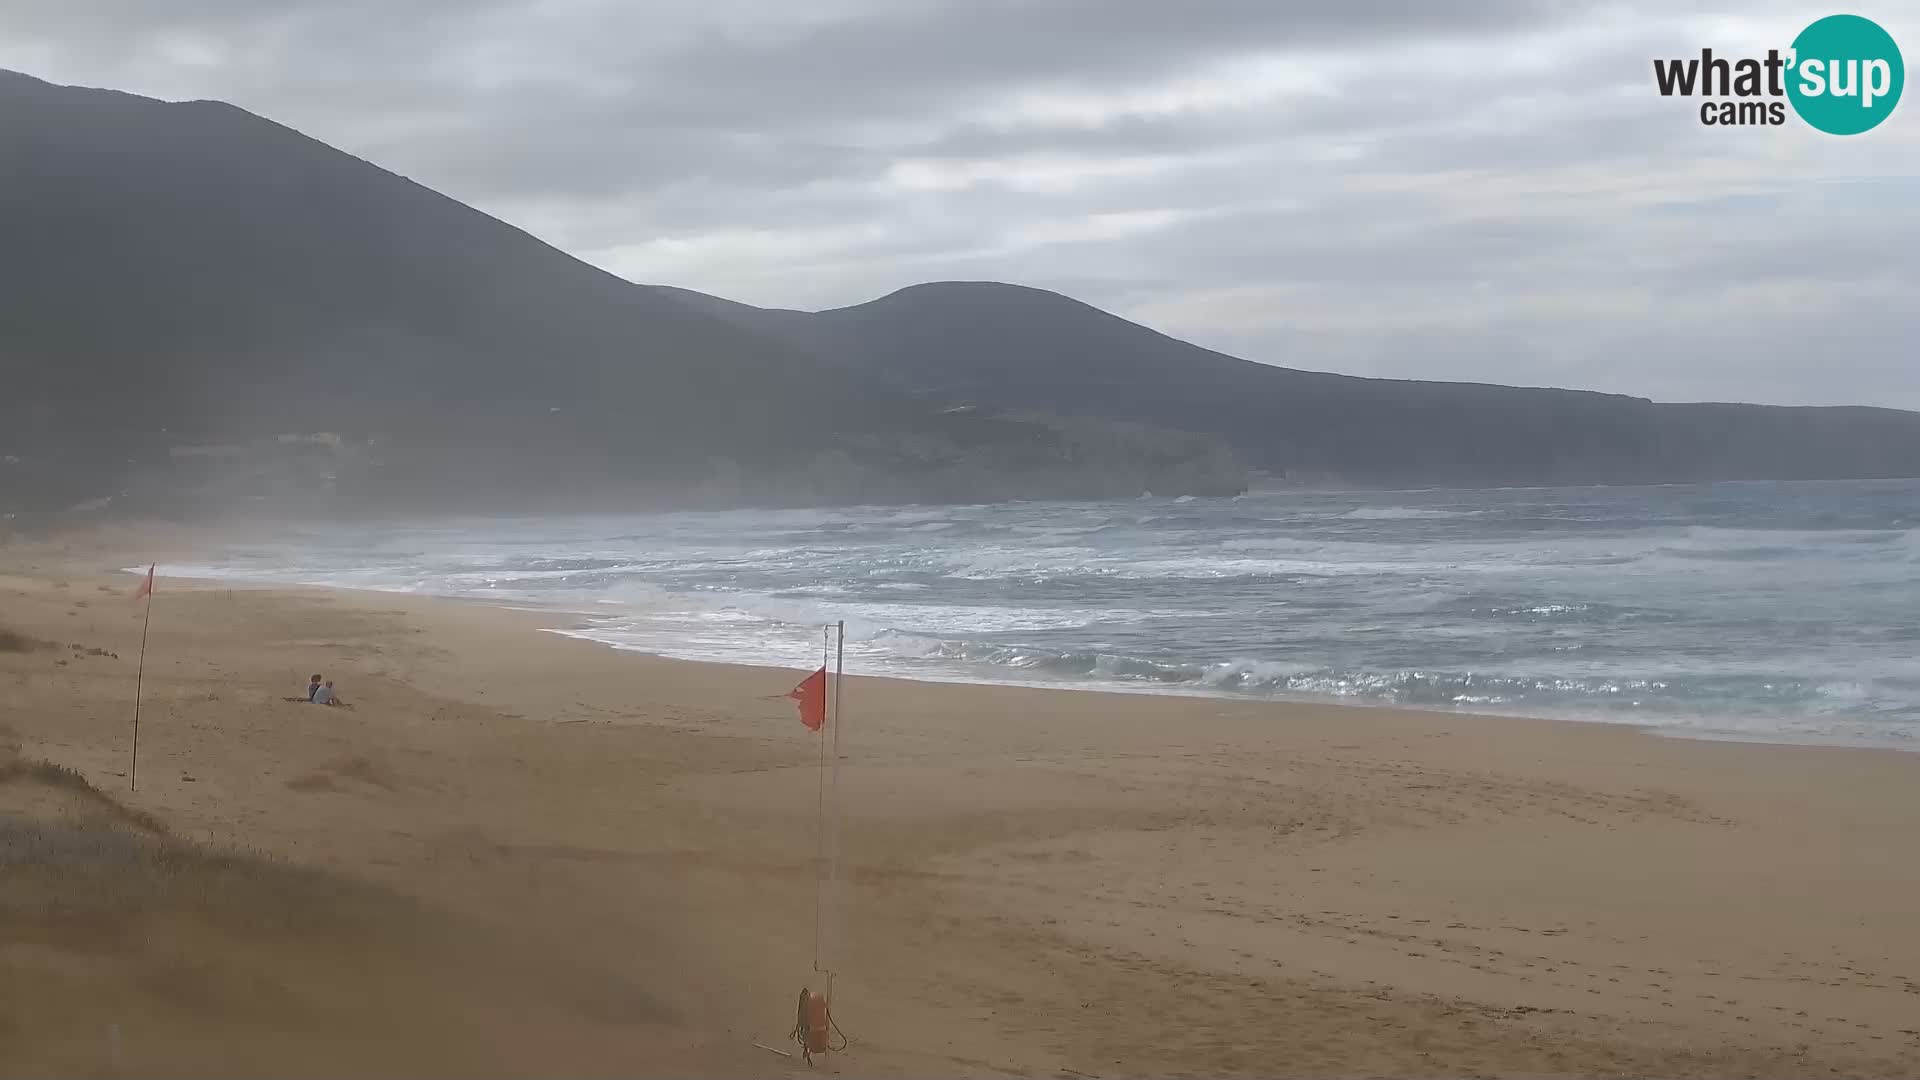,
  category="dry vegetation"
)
[0,757,167,835]
[0,753,678,1078]
[0,757,399,935]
